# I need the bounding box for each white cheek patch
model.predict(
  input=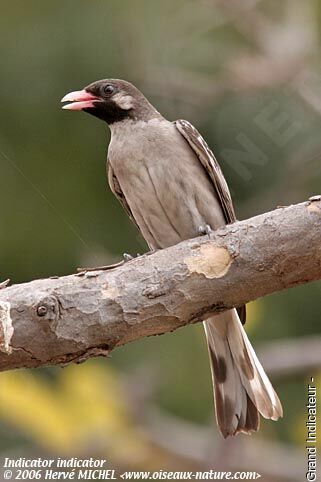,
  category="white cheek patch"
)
[113,93,134,110]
